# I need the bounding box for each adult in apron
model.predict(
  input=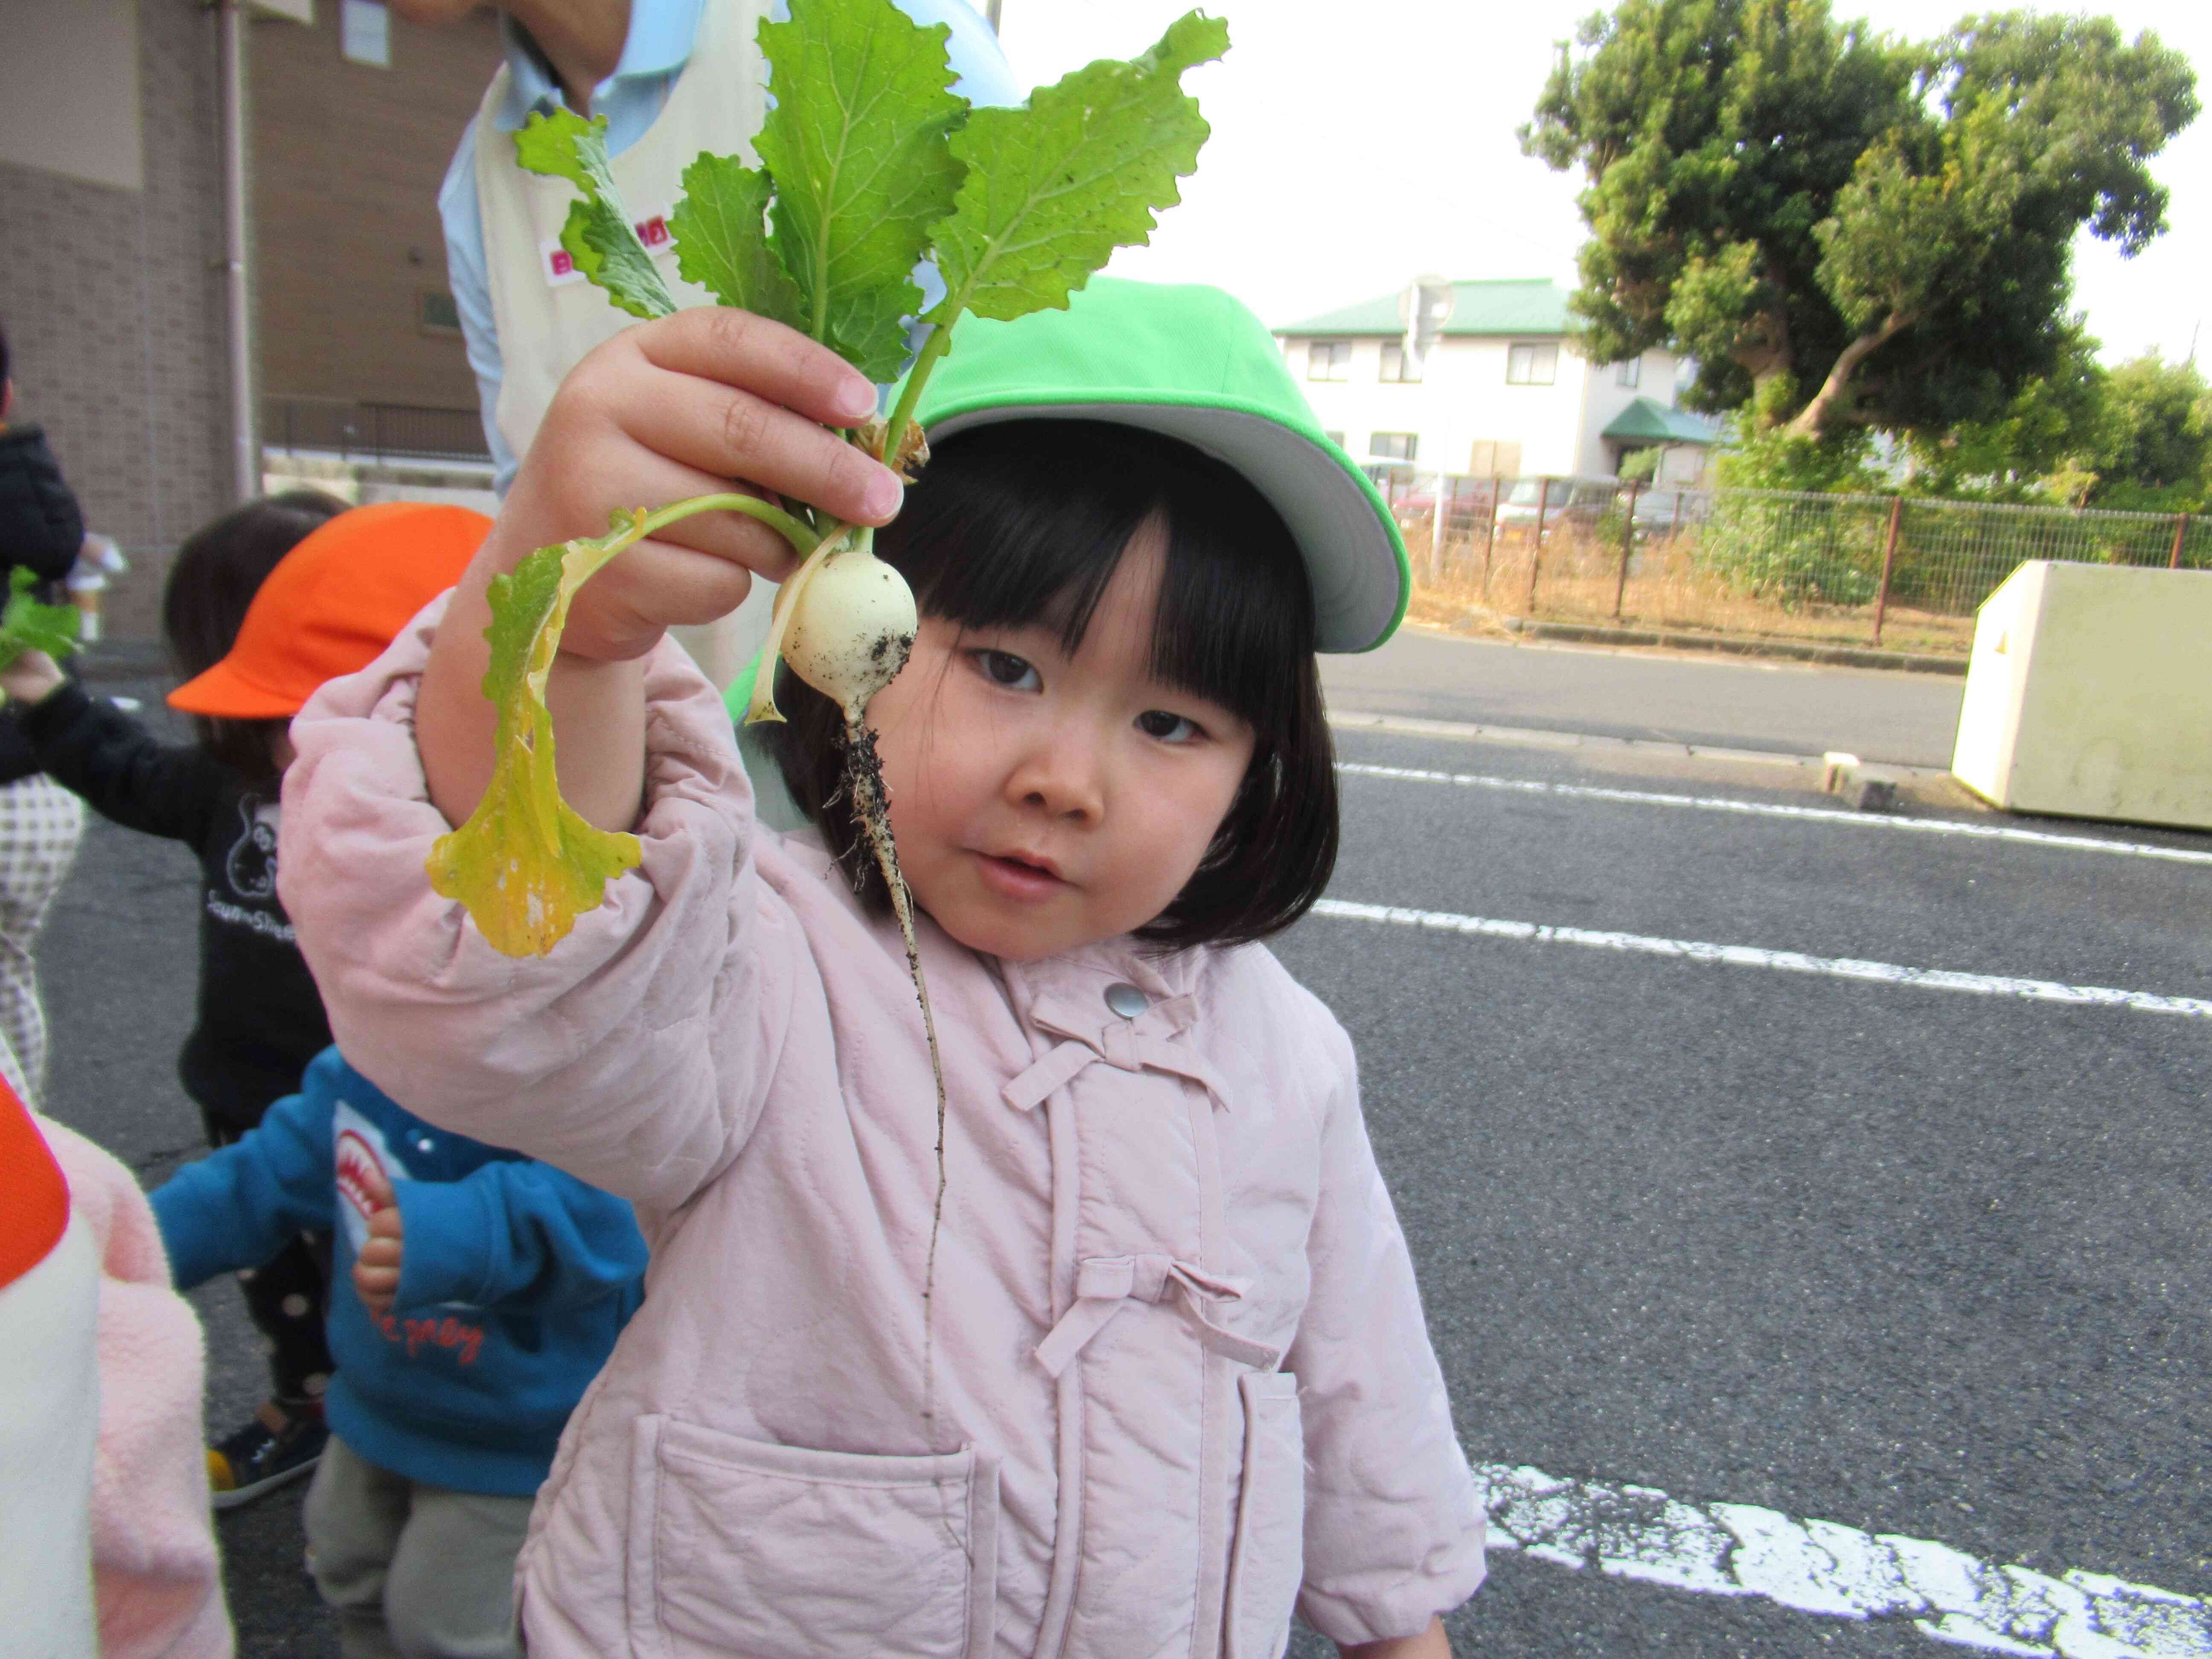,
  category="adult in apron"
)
[472,0,771,690]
